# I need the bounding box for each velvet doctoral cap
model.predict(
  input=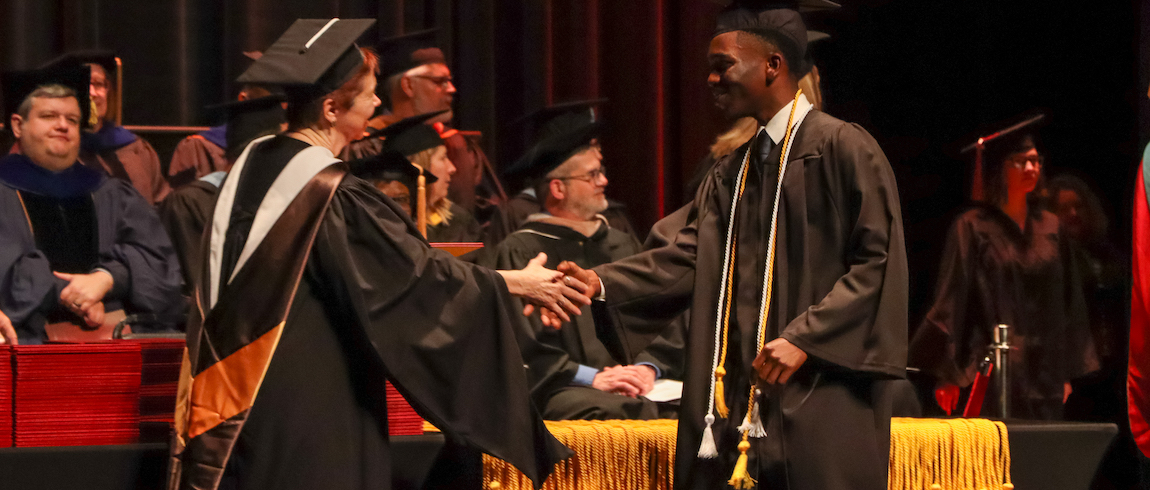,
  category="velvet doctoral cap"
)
[378,29,446,80]
[205,95,287,160]
[375,110,448,157]
[503,99,606,183]
[1,64,93,131]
